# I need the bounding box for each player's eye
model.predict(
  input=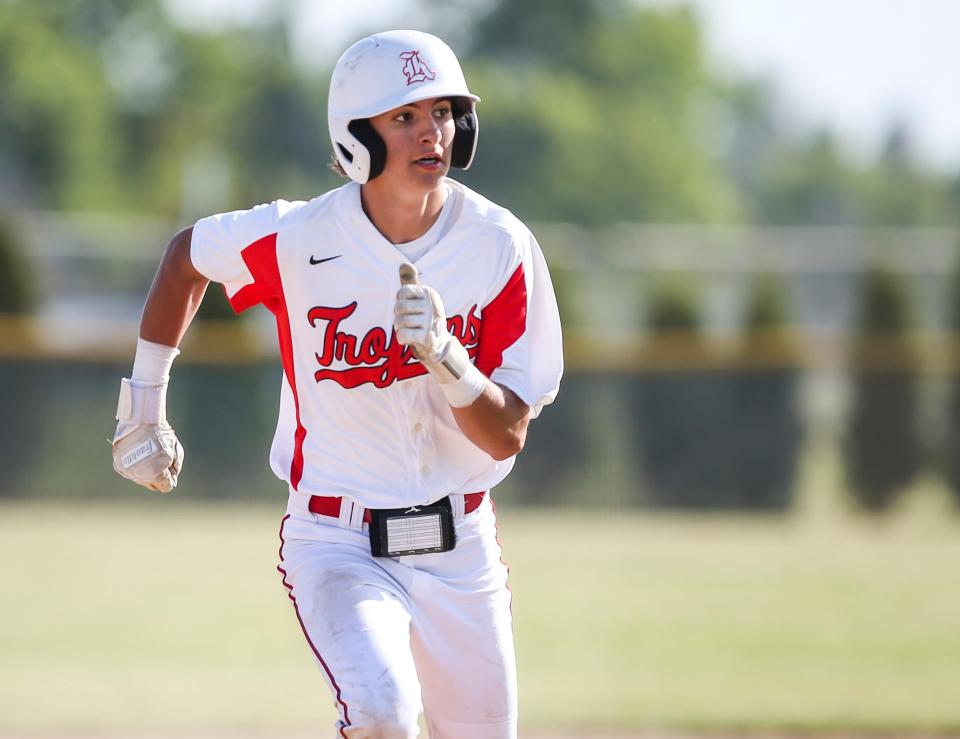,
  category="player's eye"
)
[393,111,414,122]
[433,106,451,119]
